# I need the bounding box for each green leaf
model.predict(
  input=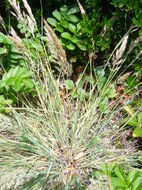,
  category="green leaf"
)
[114,167,127,184]
[60,20,69,28]
[20,28,26,34]
[52,10,62,21]
[77,88,86,100]
[23,78,34,89]
[128,170,139,185]
[60,5,68,16]
[6,77,16,86]
[17,23,23,29]
[111,177,126,188]
[127,117,138,127]
[67,7,80,15]
[71,89,78,98]
[64,80,74,90]
[138,112,142,125]
[66,42,75,50]
[47,18,57,27]
[77,22,82,31]
[133,177,142,190]
[71,36,82,44]
[99,97,108,113]
[25,32,31,38]
[133,127,142,137]
[55,25,64,33]
[9,52,22,60]
[61,32,72,40]
[14,78,22,92]
[95,66,105,77]
[106,84,117,99]
[0,48,6,55]
[69,23,76,33]
[66,15,79,23]
[77,43,87,51]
